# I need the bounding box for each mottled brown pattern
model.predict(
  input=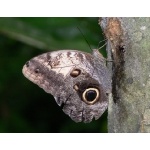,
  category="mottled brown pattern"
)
[46,53,51,60]
[84,53,93,62]
[52,60,60,66]
[67,51,71,57]
[75,52,83,61]
[22,49,111,123]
